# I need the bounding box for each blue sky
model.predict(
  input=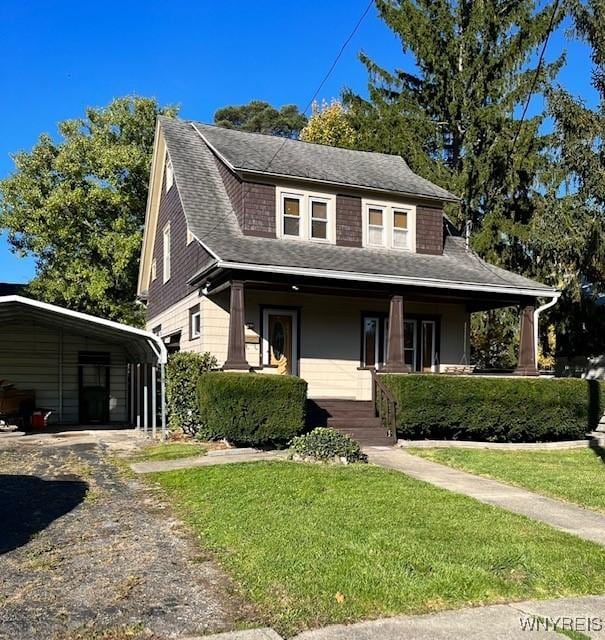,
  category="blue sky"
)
[0,0,596,284]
